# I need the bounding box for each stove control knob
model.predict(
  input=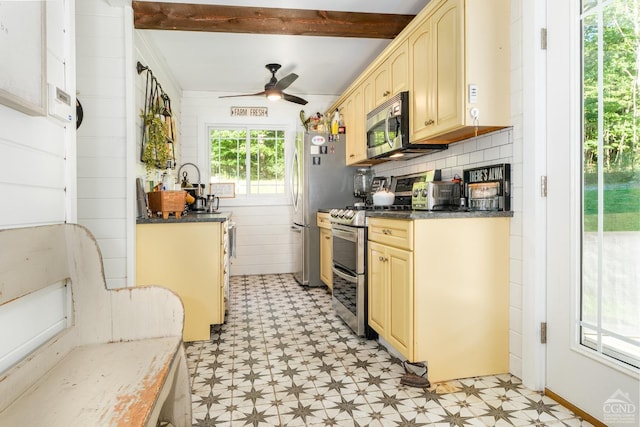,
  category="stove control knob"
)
[413,189,419,197]
[421,189,428,197]
[344,210,354,219]
[336,209,345,218]
[329,208,339,217]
